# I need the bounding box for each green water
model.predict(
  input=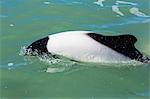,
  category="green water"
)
[0,0,150,98]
